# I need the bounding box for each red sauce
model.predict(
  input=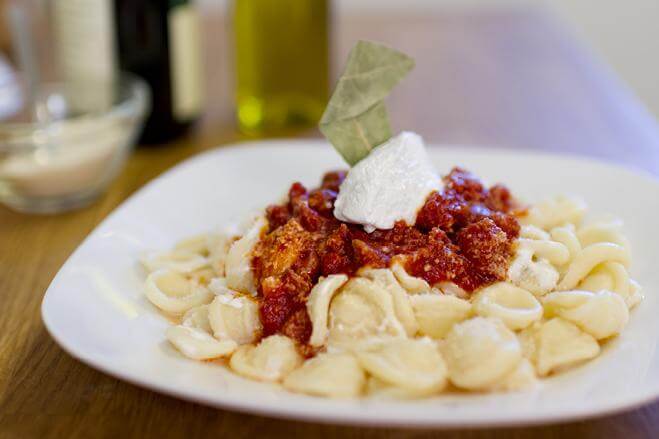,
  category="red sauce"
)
[252,168,521,346]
